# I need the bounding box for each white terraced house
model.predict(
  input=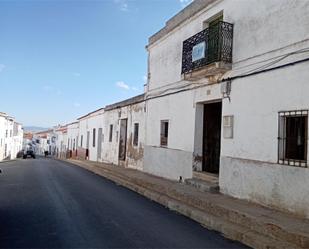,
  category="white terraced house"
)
[144,0,309,218]
[0,112,23,161]
[55,0,309,219]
